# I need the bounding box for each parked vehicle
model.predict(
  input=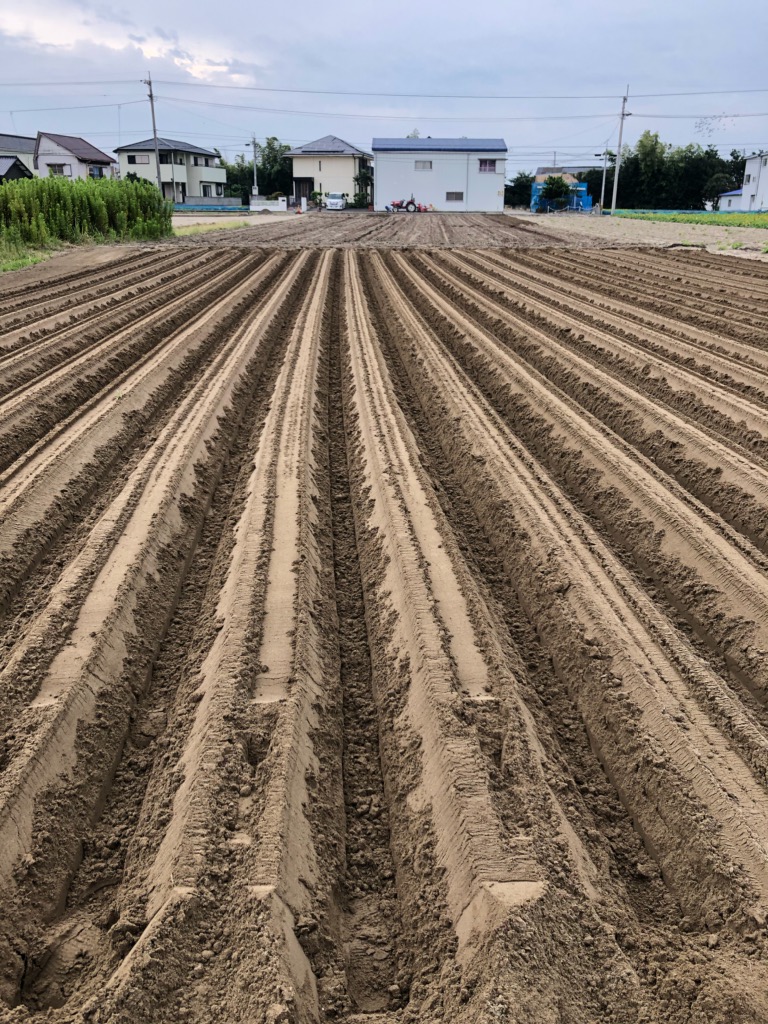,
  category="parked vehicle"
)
[325,192,347,210]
